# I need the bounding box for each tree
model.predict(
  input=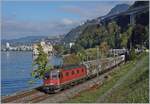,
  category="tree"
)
[77,50,87,63]
[63,53,80,65]
[85,48,97,60]
[32,43,51,79]
[126,25,133,37]
[120,32,128,48]
[130,24,146,48]
[71,44,84,53]
[107,21,120,48]
[53,45,64,55]
[124,25,133,49]
[99,42,109,58]
[130,48,136,60]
